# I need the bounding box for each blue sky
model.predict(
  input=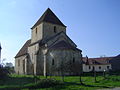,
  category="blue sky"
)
[0,0,120,64]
